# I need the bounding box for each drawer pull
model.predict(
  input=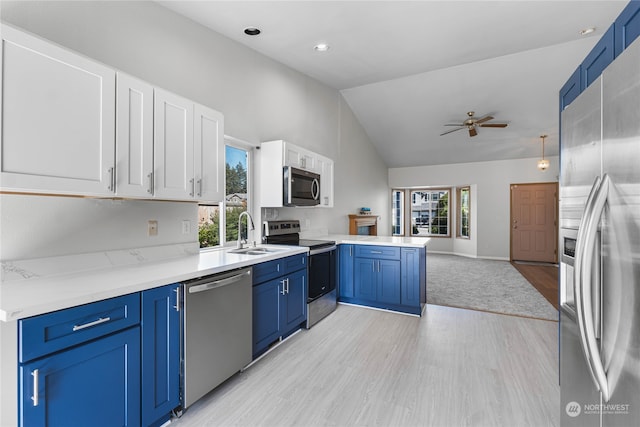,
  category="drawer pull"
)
[72,317,111,332]
[31,369,39,407]
[371,250,383,254]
